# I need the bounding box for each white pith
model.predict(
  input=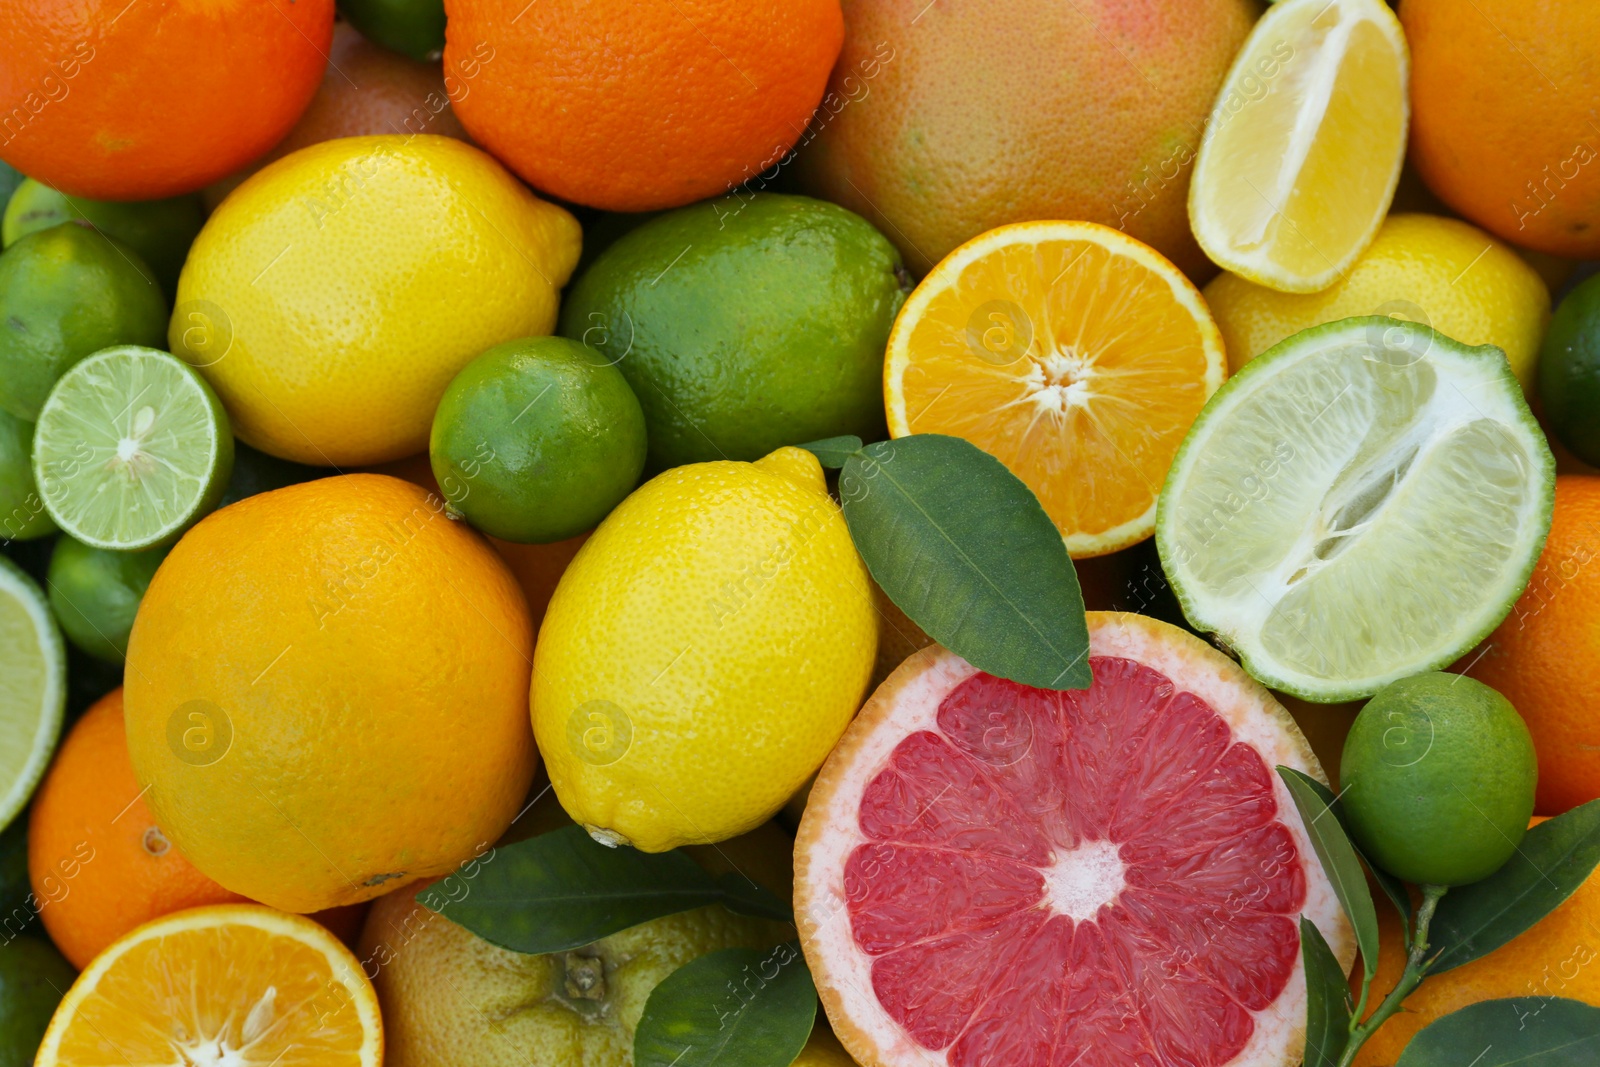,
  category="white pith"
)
[1043,839,1126,921]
